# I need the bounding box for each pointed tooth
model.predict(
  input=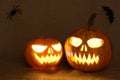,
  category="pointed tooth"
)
[71,53,75,62]
[74,53,78,64]
[95,55,99,64]
[82,54,86,64]
[78,53,82,64]
[86,54,91,65]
